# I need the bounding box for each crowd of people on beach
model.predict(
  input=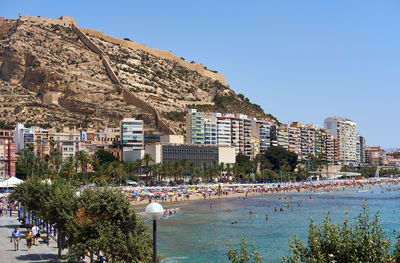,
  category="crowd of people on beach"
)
[123,178,399,205]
